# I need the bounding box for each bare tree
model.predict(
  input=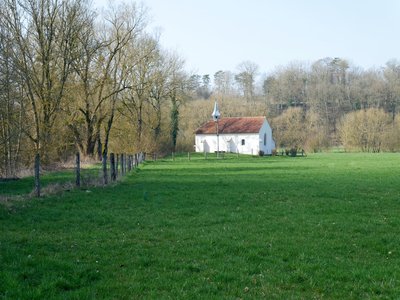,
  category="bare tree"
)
[146,50,180,149]
[121,34,159,148]
[1,0,88,163]
[263,62,309,116]
[383,60,400,121]
[235,61,259,102]
[166,55,188,152]
[67,1,147,157]
[102,2,144,157]
[66,6,102,157]
[214,70,235,98]
[0,23,24,176]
